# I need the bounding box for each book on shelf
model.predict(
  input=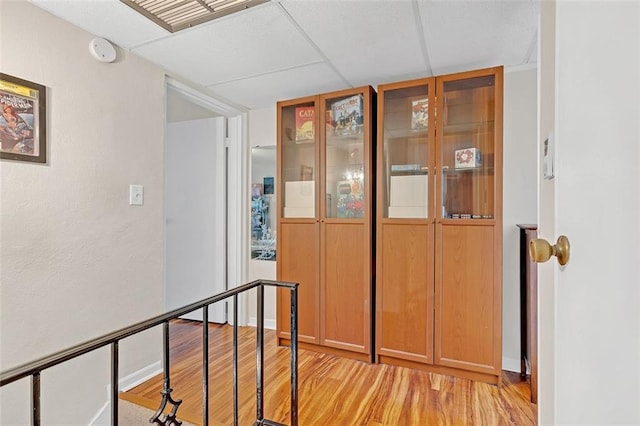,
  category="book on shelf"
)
[295,106,314,143]
[336,178,365,218]
[331,94,364,137]
[411,98,428,130]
